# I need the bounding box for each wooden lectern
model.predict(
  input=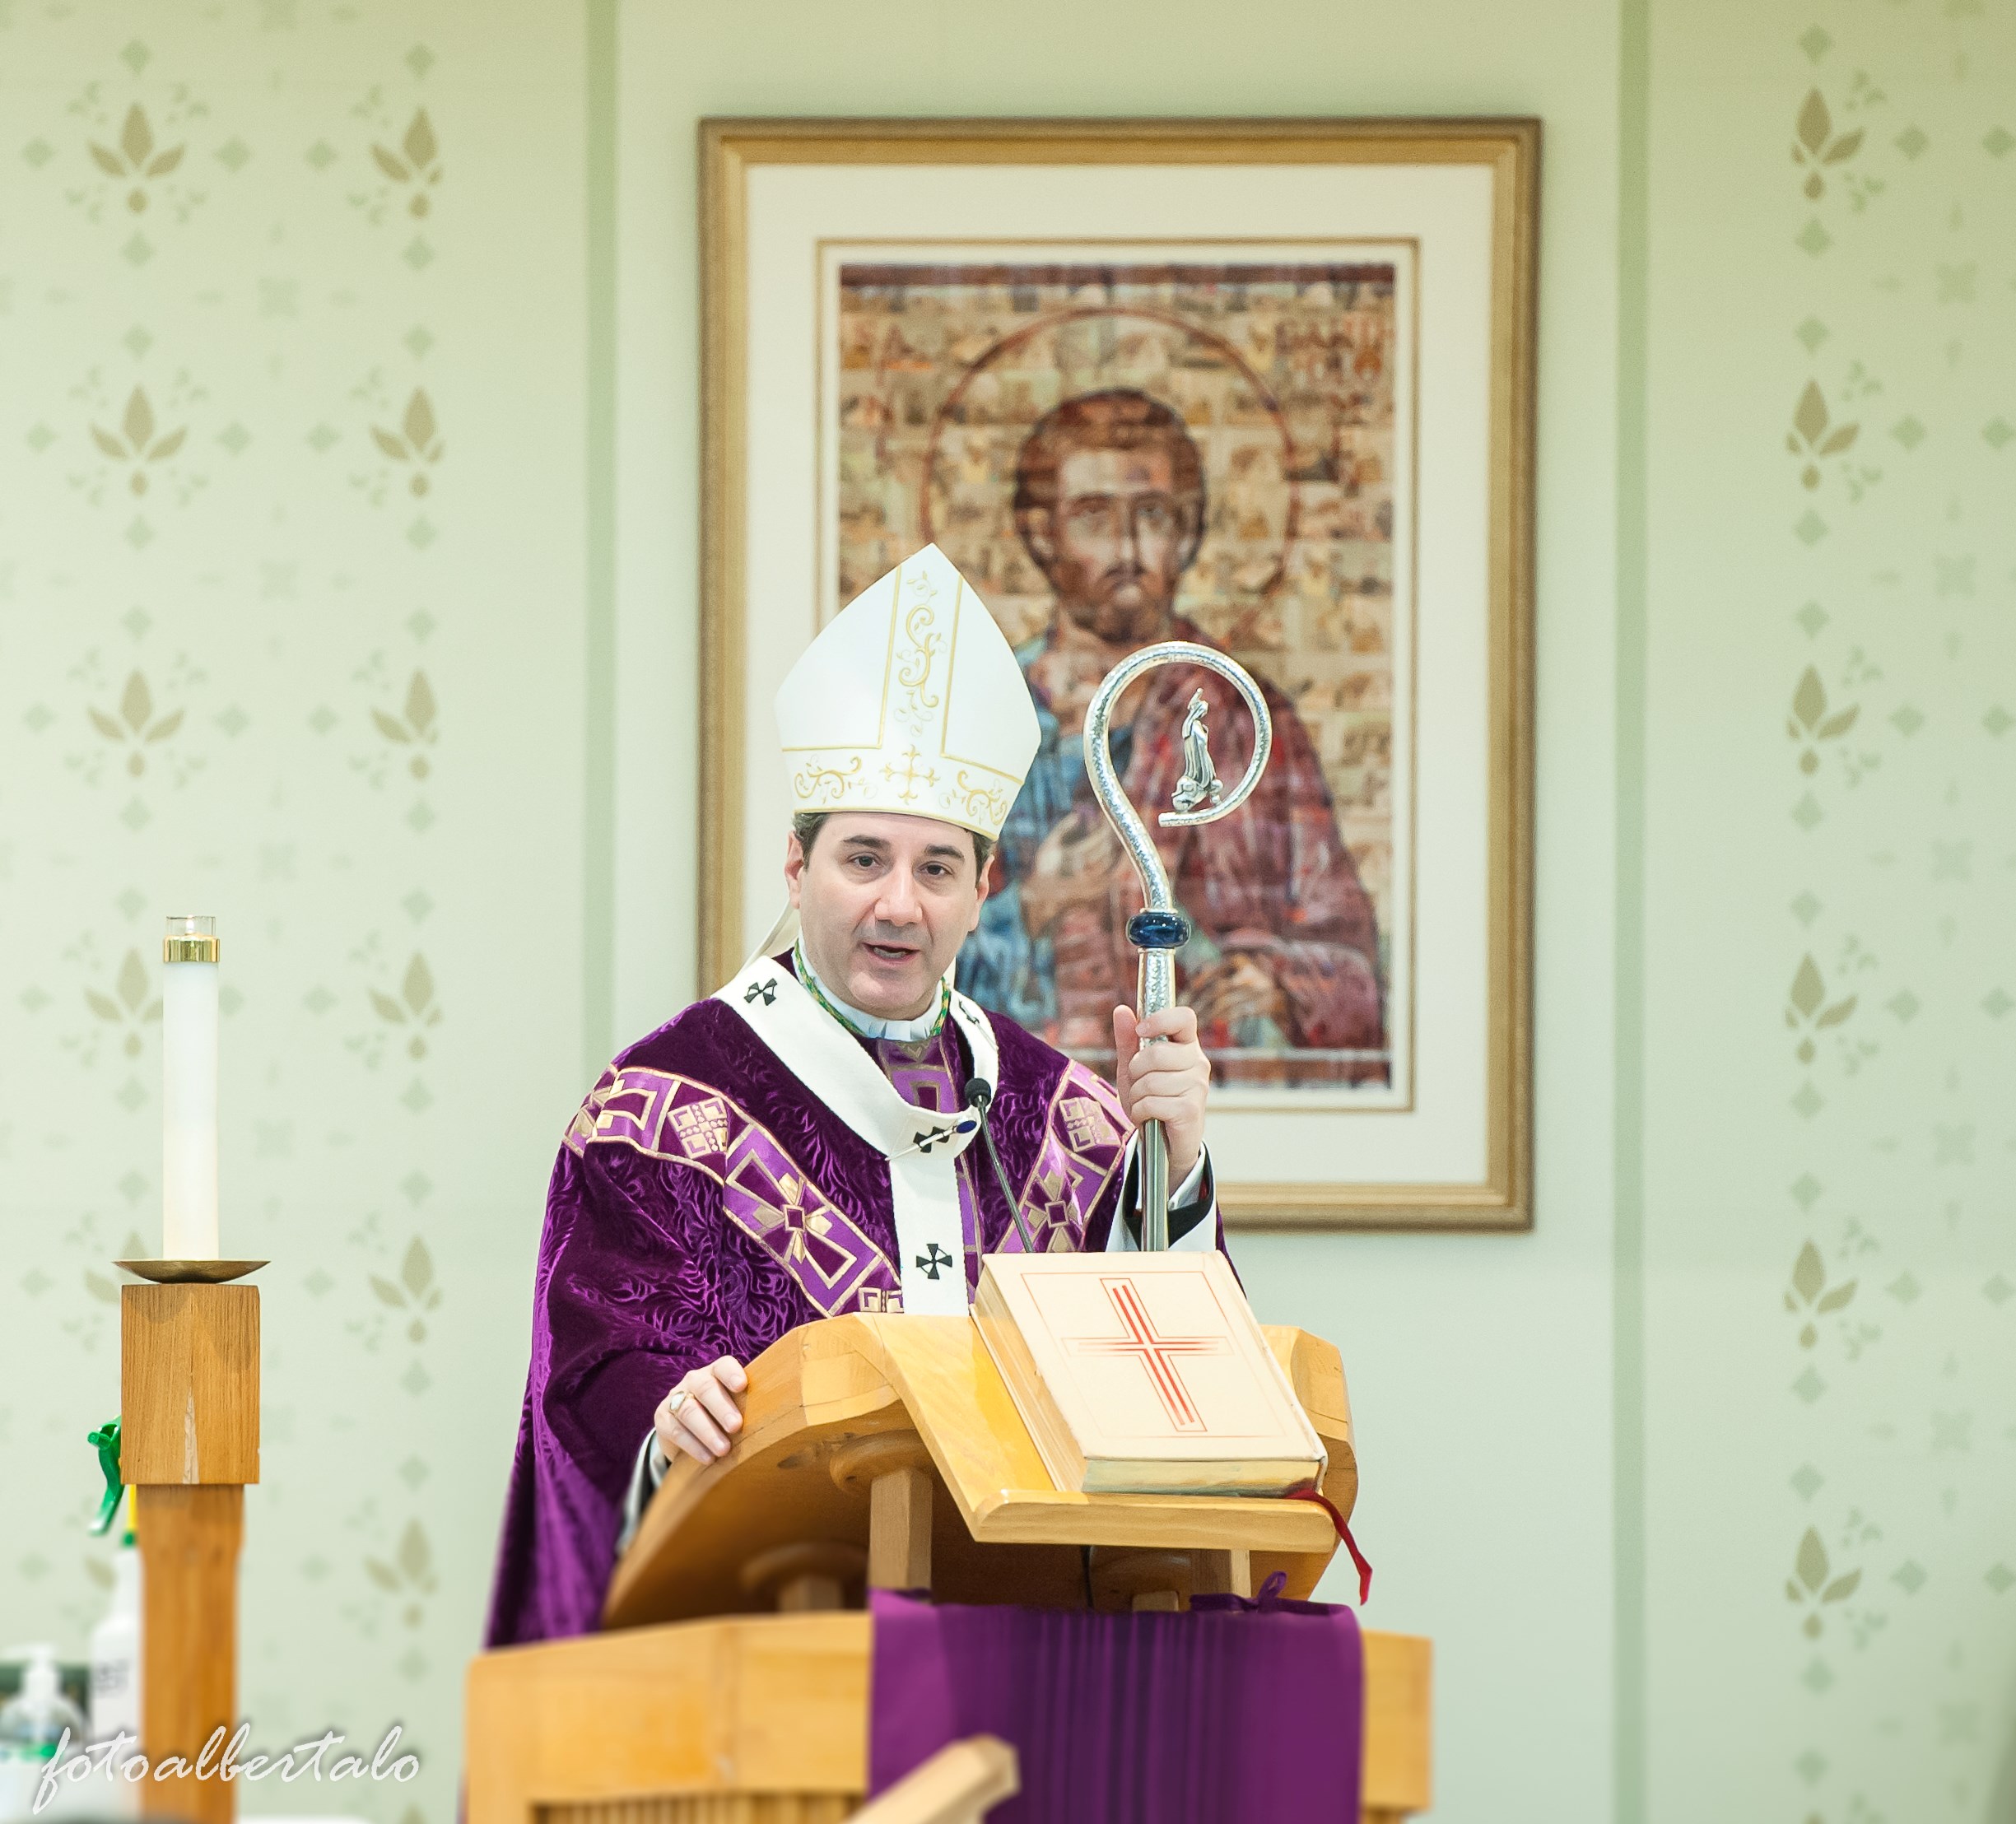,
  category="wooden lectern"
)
[467,1314,1431,1822]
